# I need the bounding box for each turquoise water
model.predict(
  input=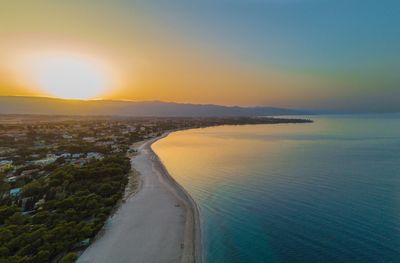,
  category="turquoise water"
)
[153,115,400,262]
